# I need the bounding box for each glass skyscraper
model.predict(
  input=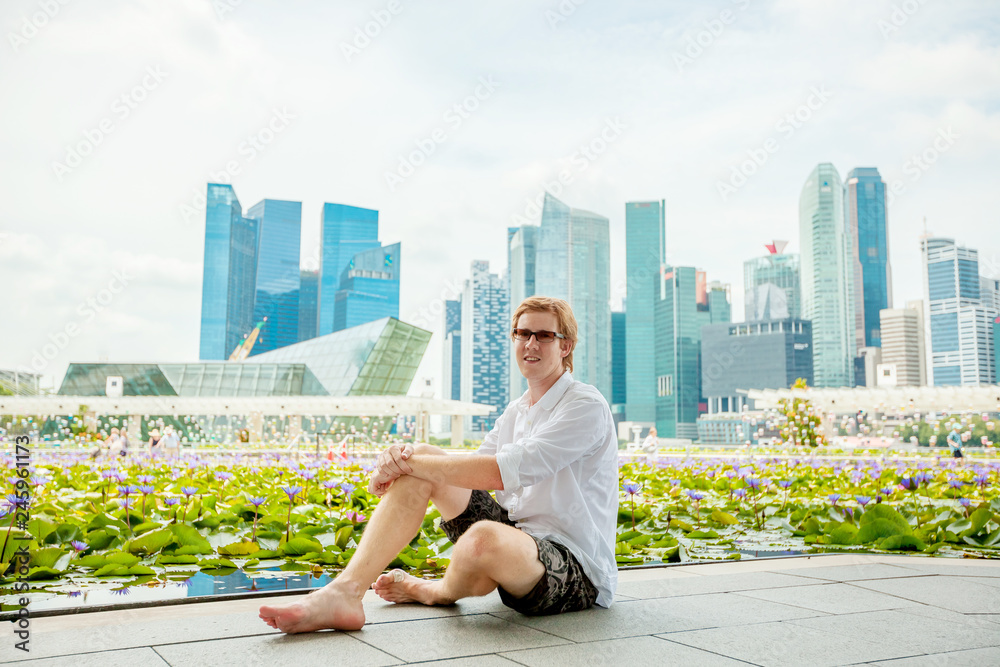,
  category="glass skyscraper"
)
[535,193,611,400]
[625,200,666,424]
[744,248,800,321]
[922,237,996,385]
[461,260,508,434]
[246,199,302,356]
[654,267,730,438]
[845,167,892,351]
[611,311,627,422]
[319,203,380,336]
[507,224,537,401]
[799,163,854,387]
[442,299,462,401]
[333,242,400,331]
[199,183,259,361]
[298,269,319,342]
